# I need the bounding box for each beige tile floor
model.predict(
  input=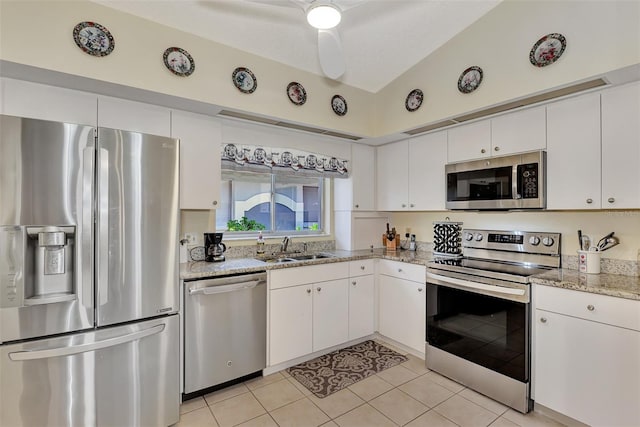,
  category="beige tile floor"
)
[175,342,565,427]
